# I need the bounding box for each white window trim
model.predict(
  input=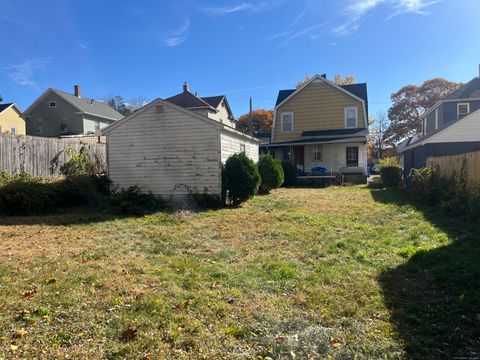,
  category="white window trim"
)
[435,108,439,129]
[280,112,294,133]
[10,128,16,134]
[457,102,470,118]
[49,101,57,108]
[344,107,358,128]
[424,118,427,135]
[239,144,246,153]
